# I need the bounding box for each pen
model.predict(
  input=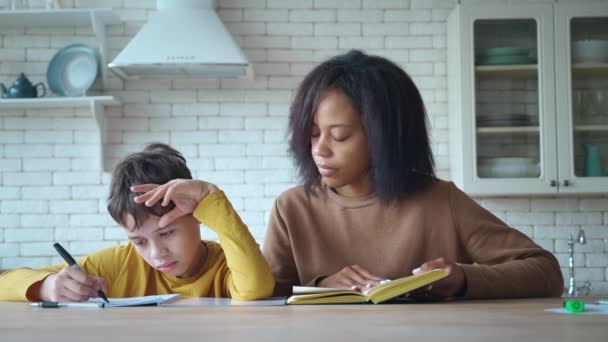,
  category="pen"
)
[593,300,608,305]
[53,242,110,304]
[31,302,105,308]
